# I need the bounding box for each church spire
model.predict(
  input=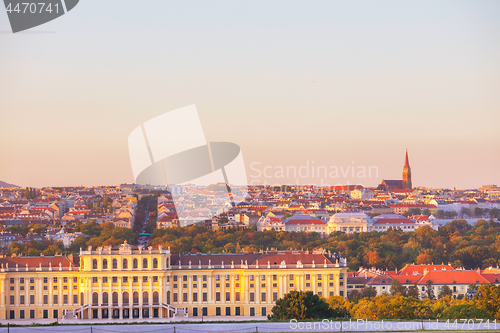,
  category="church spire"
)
[402,149,412,189]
